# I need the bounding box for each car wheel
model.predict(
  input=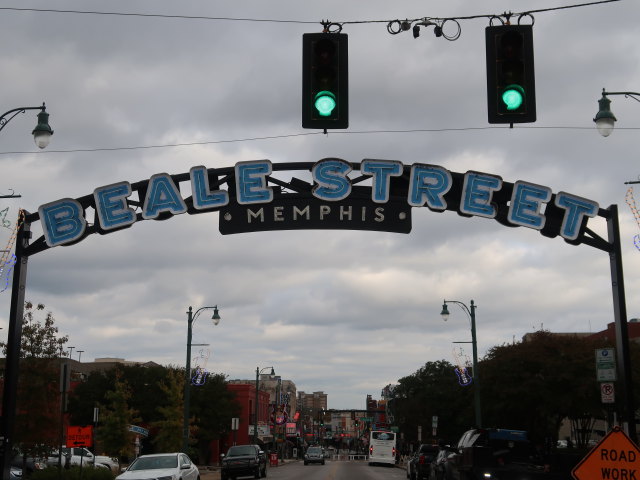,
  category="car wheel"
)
[322,461,325,465]
[254,467,260,479]
[262,466,267,478]
[304,461,308,465]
